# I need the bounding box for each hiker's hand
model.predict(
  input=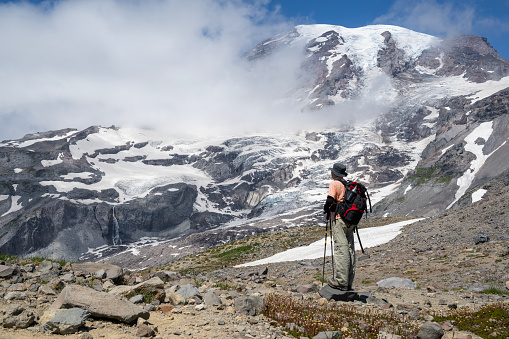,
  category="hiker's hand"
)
[323,196,334,212]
